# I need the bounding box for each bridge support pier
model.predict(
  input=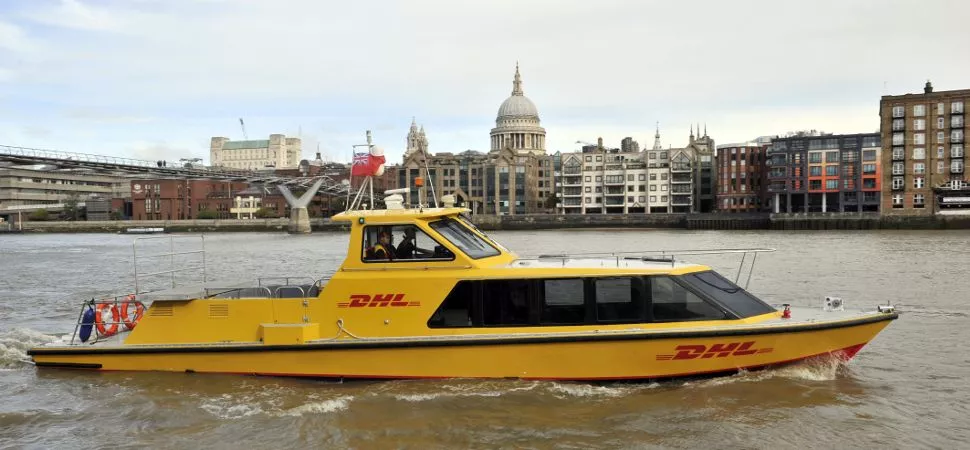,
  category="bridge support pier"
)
[277,179,325,235]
